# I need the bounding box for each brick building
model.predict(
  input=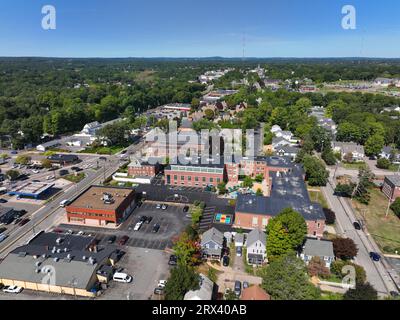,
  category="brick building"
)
[165,162,226,188]
[234,164,325,238]
[127,159,161,177]
[66,186,137,226]
[382,175,400,201]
